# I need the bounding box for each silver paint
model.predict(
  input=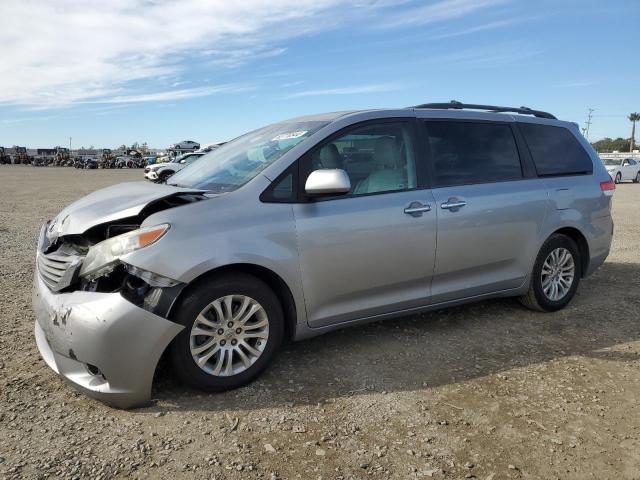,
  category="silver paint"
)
[33,107,614,408]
